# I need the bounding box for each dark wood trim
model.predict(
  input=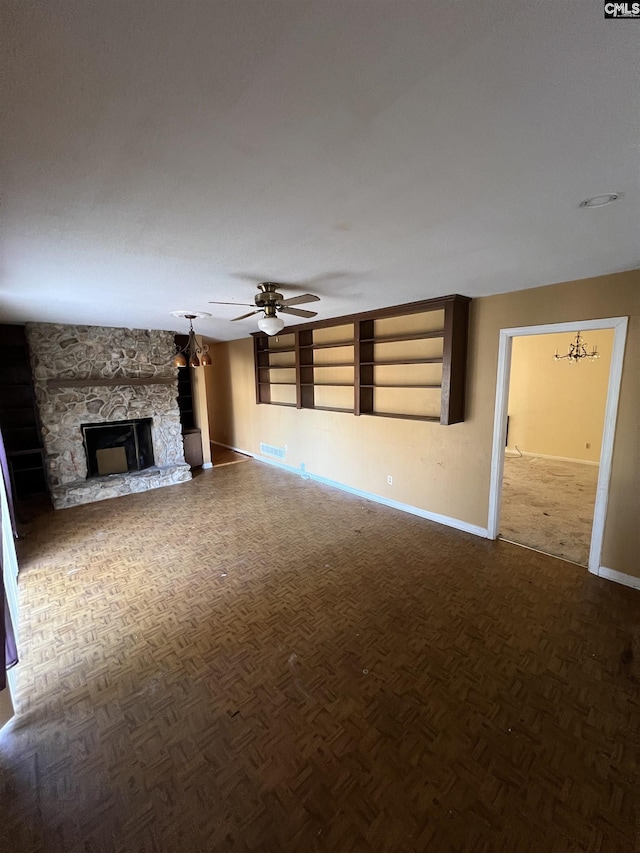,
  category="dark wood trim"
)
[254,336,270,404]
[250,293,469,337]
[440,296,469,425]
[299,339,354,350]
[312,361,355,368]
[362,412,440,422]
[298,330,314,408]
[360,358,443,366]
[361,330,444,344]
